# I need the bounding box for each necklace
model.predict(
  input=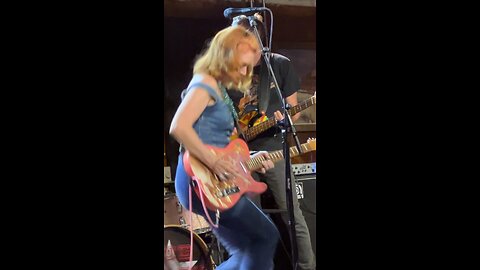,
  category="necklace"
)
[218,83,239,122]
